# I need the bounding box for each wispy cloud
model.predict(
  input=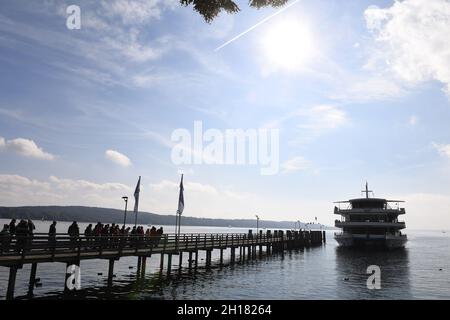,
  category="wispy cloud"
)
[364,0,450,98]
[100,0,177,25]
[281,156,311,174]
[432,142,450,159]
[264,104,348,144]
[105,149,132,167]
[147,179,262,218]
[149,179,218,195]
[0,136,55,160]
[49,175,131,192]
[0,2,173,89]
[329,73,406,103]
[298,105,348,132]
[409,115,418,126]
